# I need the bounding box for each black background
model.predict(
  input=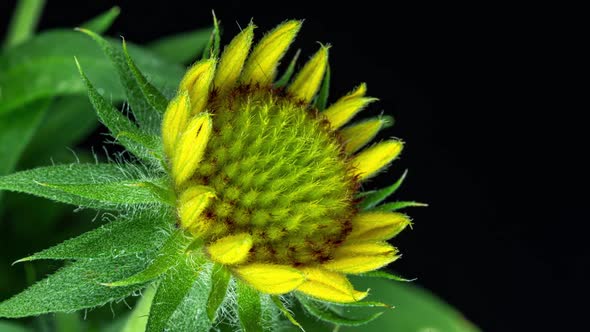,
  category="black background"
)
[1,1,586,331]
